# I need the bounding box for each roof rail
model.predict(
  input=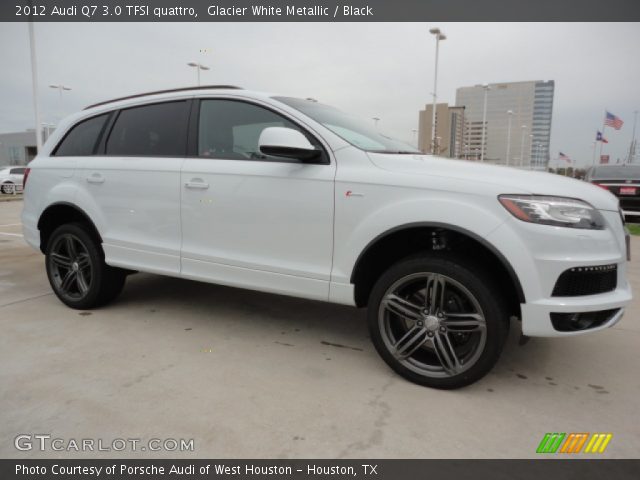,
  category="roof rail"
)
[84,85,243,110]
